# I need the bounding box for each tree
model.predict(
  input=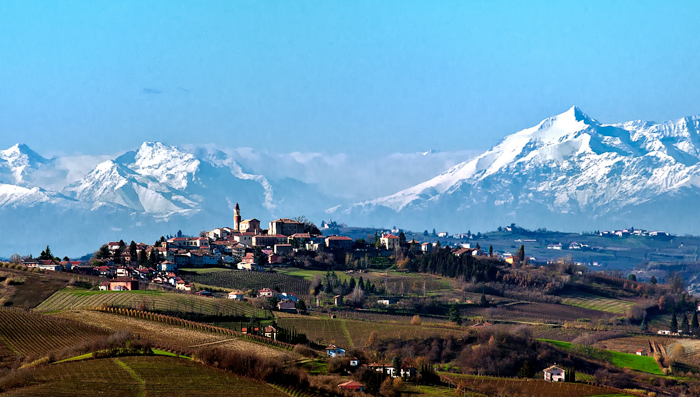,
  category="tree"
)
[479,293,488,307]
[293,215,321,235]
[96,245,110,260]
[39,245,53,261]
[176,230,182,238]
[682,312,690,334]
[448,304,462,326]
[519,361,534,378]
[129,241,137,259]
[488,245,493,257]
[398,232,406,247]
[9,254,21,264]
[423,230,429,237]
[297,299,307,314]
[149,249,159,265]
[138,250,147,265]
[671,309,679,333]
[692,311,699,334]
[650,275,657,285]
[517,245,525,262]
[627,274,637,282]
[431,229,437,237]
